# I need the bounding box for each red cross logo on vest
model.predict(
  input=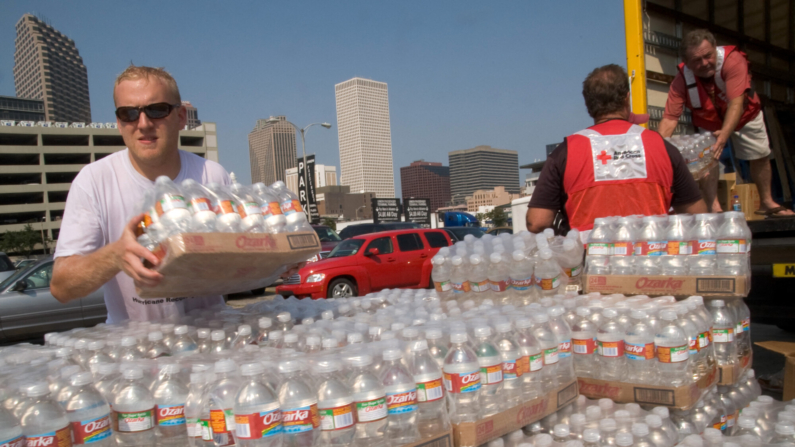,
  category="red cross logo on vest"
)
[596,150,612,165]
